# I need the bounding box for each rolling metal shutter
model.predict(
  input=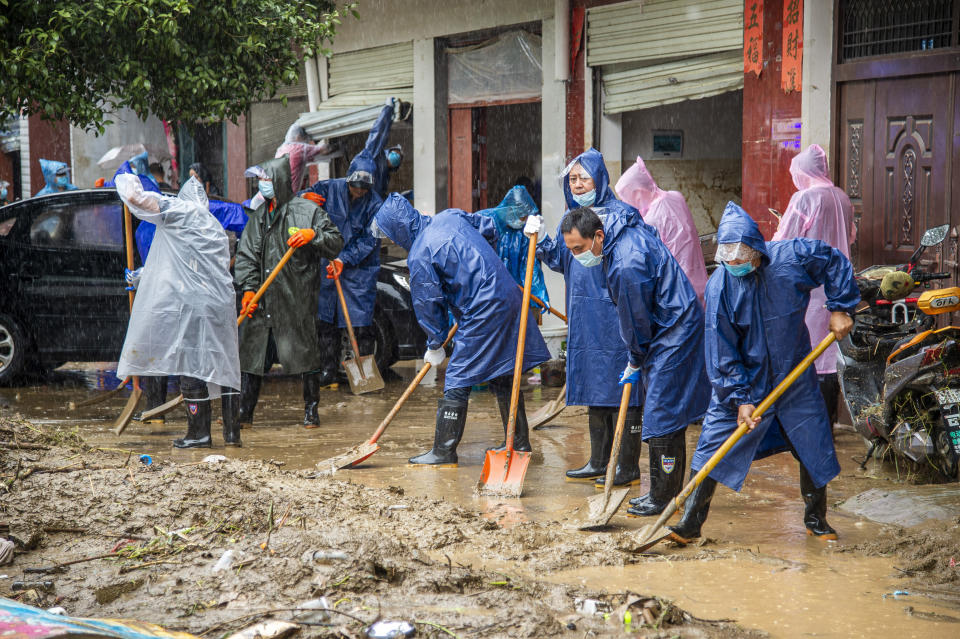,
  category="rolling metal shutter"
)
[298,41,414,140]
[587,0,743,114]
